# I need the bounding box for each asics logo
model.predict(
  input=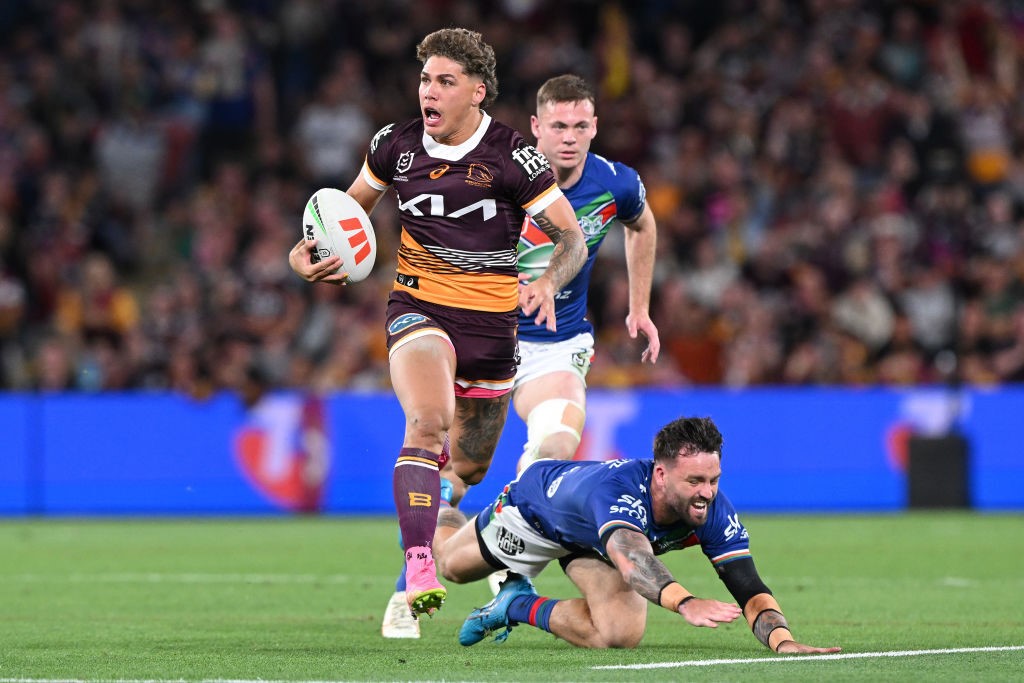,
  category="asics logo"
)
[429,164,450,179]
